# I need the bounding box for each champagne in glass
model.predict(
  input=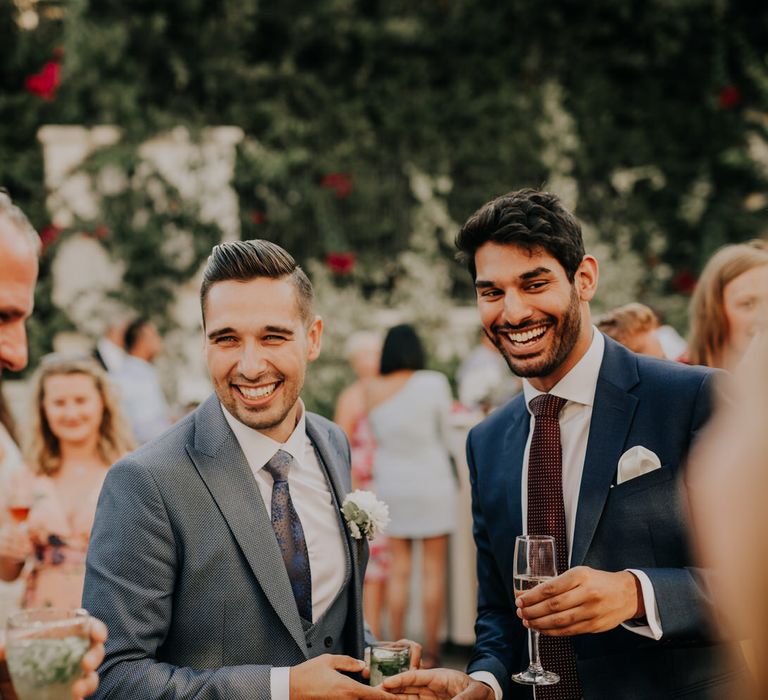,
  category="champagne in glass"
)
[511,534,560,686]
